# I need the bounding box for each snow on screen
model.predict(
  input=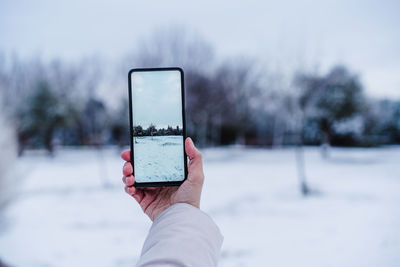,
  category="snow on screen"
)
[131,70,185,183]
